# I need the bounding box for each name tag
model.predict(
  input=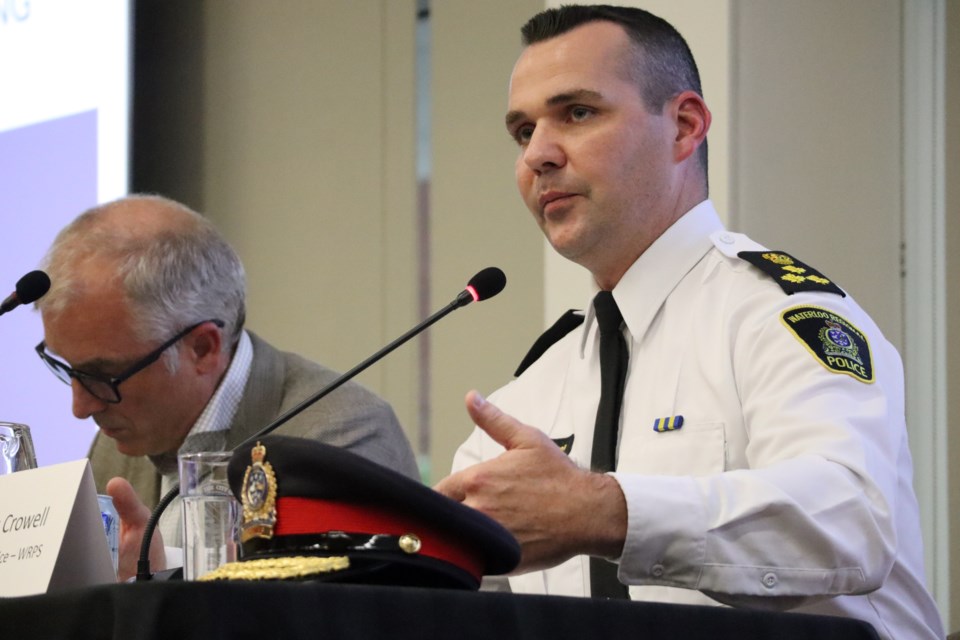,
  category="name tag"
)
[0,459,115,596]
